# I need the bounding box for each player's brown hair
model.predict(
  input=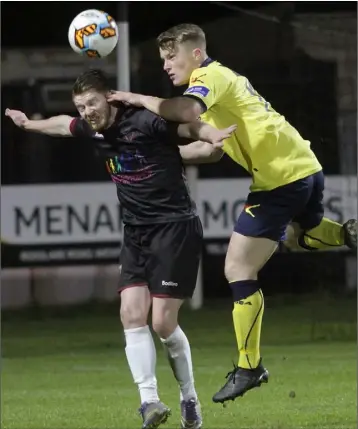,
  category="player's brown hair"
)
[157,23,206,52]
[72,69,111,95]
